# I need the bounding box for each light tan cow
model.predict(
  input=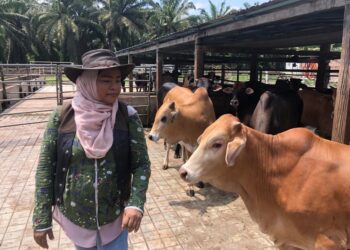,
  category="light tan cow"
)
[179,114,350,250]
[149,85,215,169]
